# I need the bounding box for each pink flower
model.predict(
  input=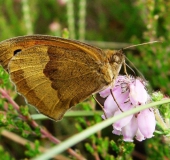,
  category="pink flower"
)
[49,22,61,32]
[57,0,67,6]
[99,75,156,142]
[137,109,155,138]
